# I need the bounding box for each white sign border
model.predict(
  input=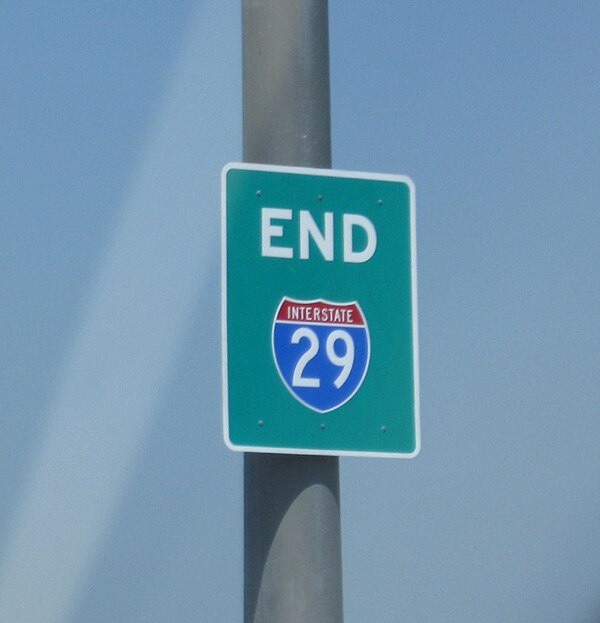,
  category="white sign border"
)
[221,162,420,459]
